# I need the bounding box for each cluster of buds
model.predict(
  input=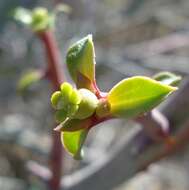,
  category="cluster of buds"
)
[14,5,71,32]
[51,35,178,159]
